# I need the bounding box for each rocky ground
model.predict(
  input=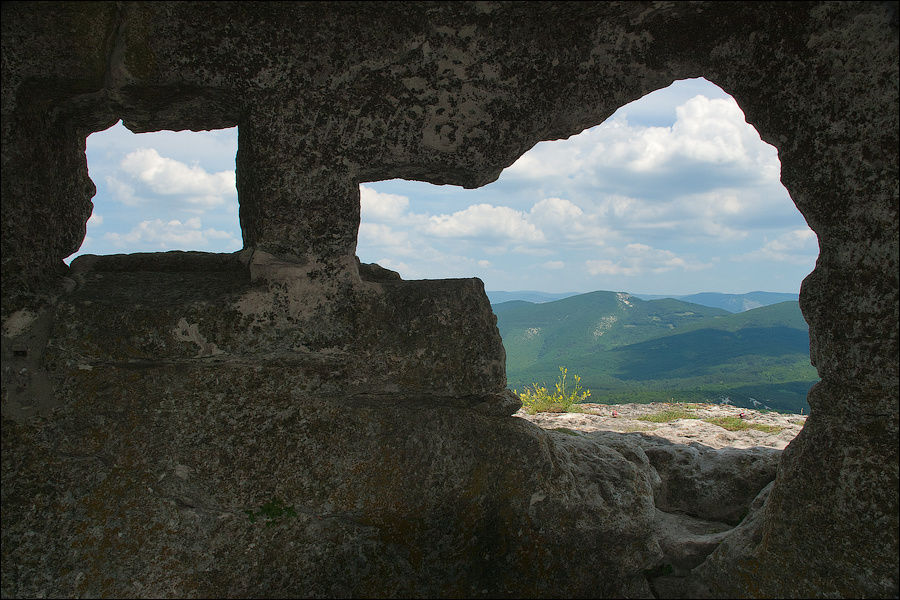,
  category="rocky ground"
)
[515,401,809,596]
[515,402,807,449]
